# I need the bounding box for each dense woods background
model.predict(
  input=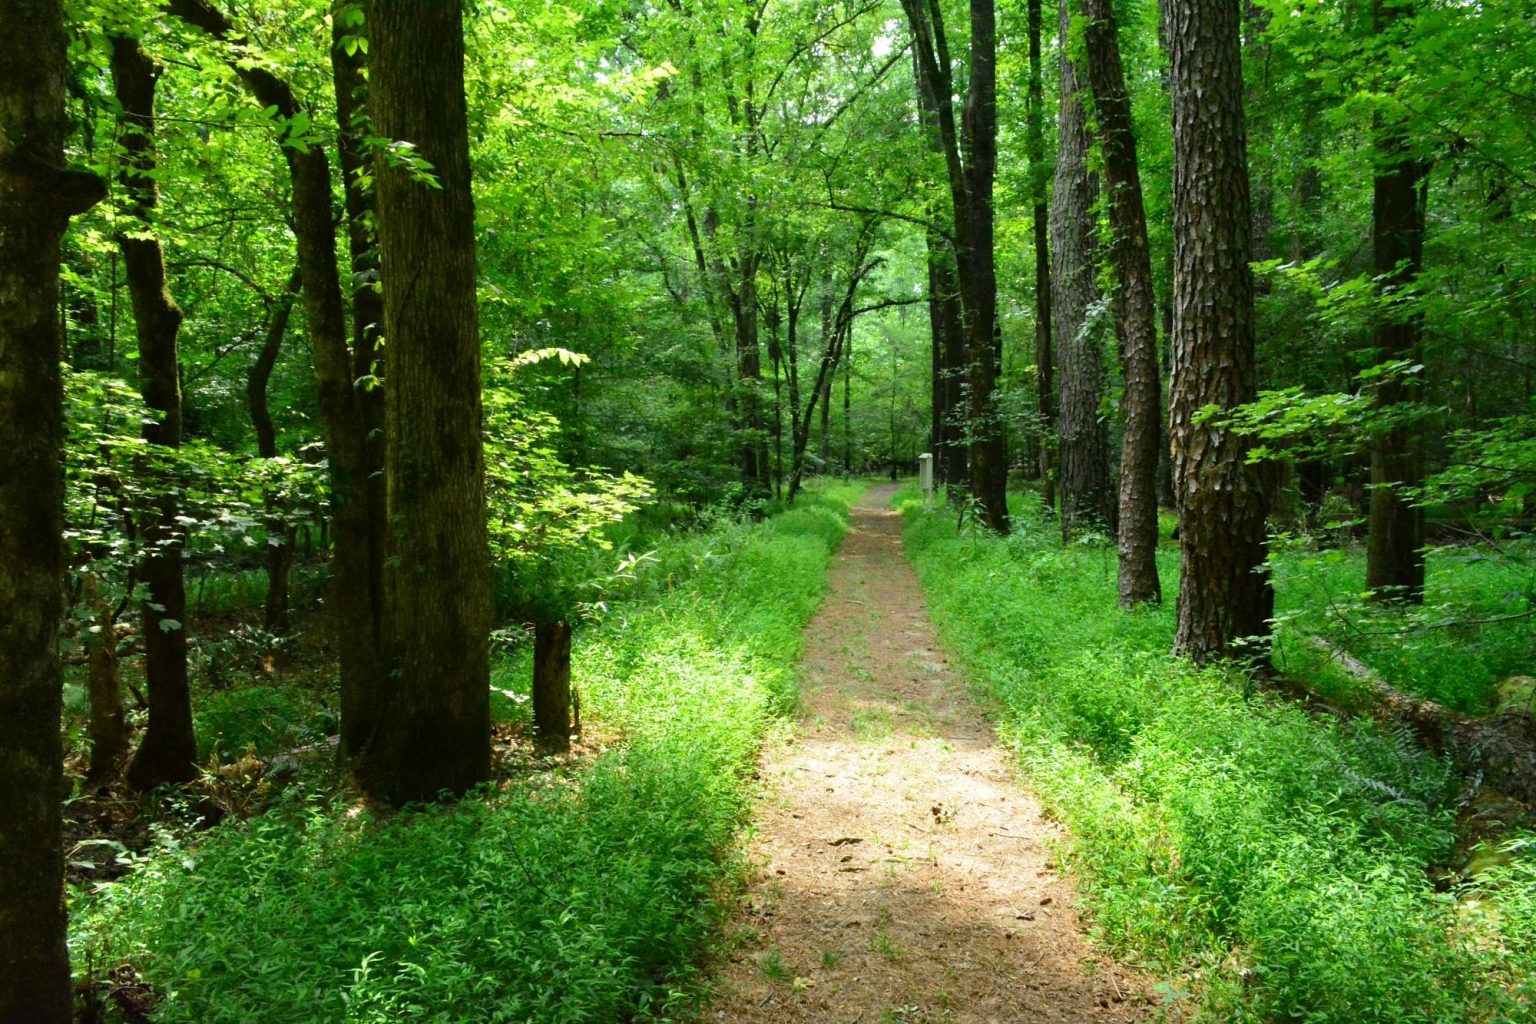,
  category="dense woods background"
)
[2,0,1535,1020]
